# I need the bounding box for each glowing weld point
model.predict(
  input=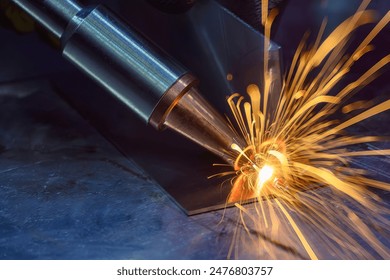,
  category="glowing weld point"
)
[257,165,274,190]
